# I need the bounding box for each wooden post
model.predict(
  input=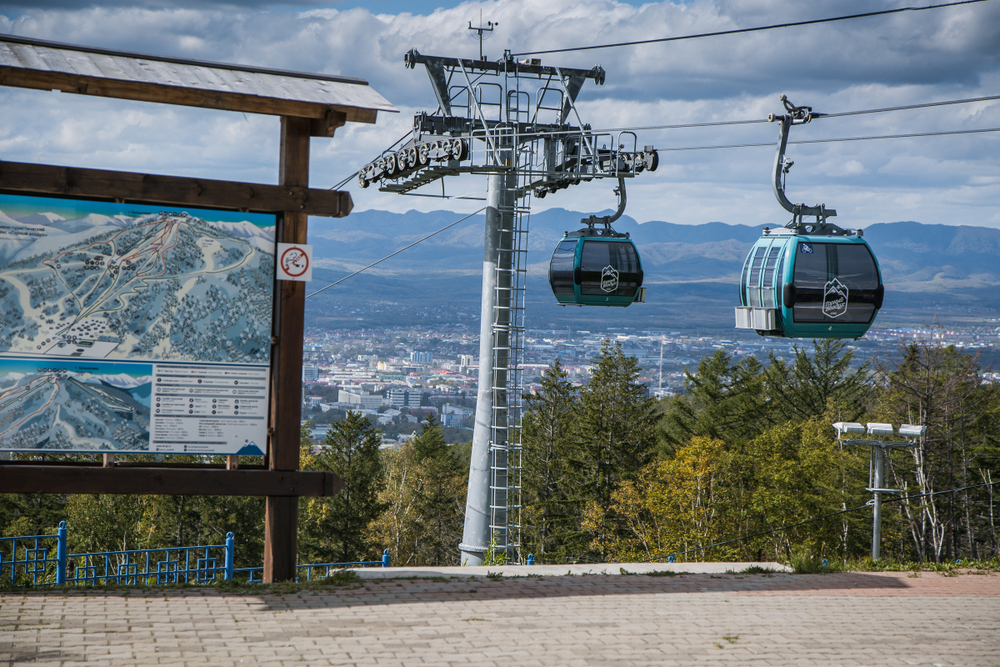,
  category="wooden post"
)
[264,116,311,582]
